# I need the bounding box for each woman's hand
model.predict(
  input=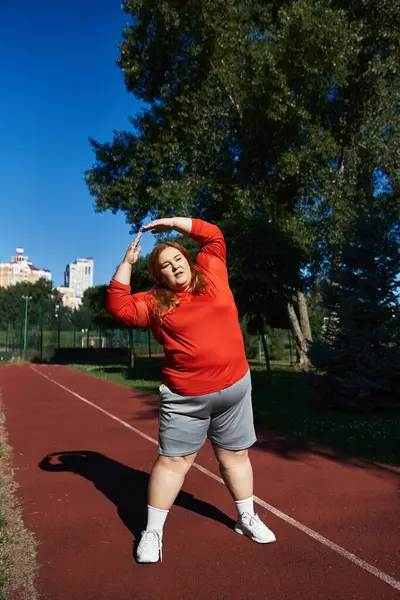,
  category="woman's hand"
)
[123,231,142,265]
[140,218,175,234]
